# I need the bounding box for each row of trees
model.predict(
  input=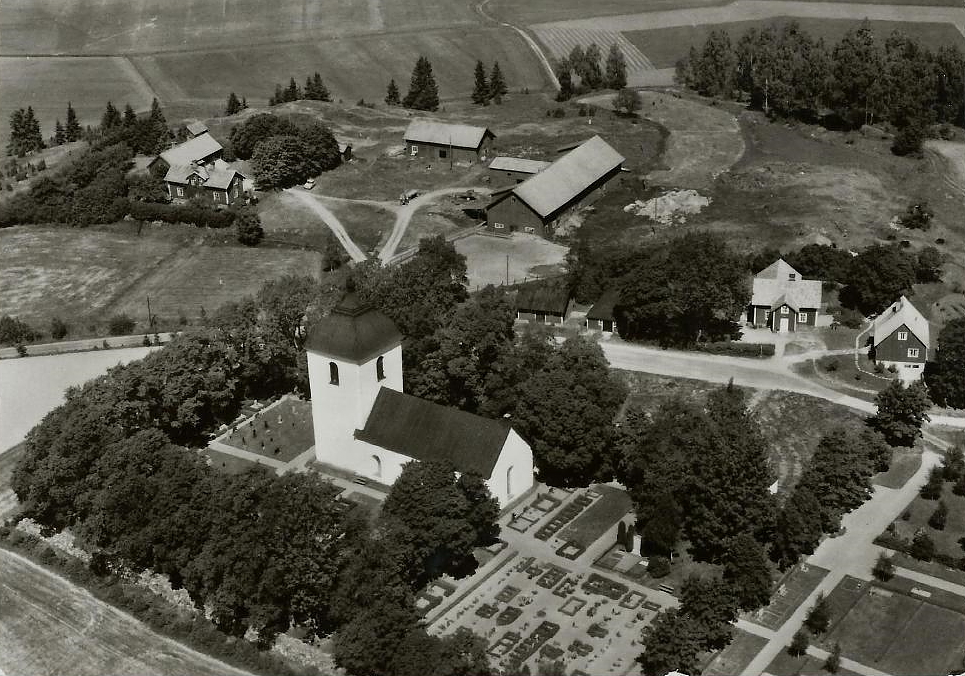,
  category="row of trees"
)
[227,112,342,189]
[677,21,965,152]
[7,107,45,157]
[352,237,627,485]
[567,232,945,346]
[471,61,508,105]
[224,92,249,116]
[268,73,332,106]
[555,43,628,101]
[99,98,172,156]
